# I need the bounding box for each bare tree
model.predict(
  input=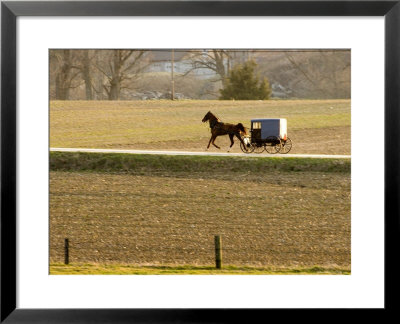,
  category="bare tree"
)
[94,50,148,100]
[284,50,350,98]
[50,50,82,100]
[80,50,93,100]
[185,50,231,86]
